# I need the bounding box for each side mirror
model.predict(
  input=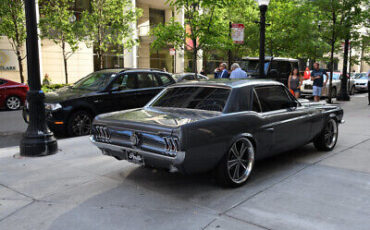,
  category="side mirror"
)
[110,85,123,91]
[289,100,298,109]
